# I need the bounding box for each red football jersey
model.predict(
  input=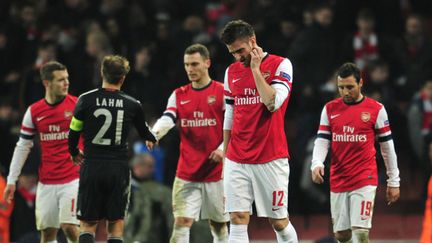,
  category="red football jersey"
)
[164,81,224,182]
[317,97,392,192]
[20,95,80,184]
[224,54,292,163]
